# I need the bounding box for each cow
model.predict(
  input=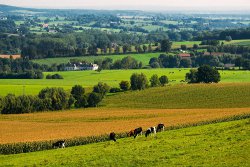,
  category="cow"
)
[52,140,65,148]
[156,123,165,132]
[145,127,156,137]
[110,132,116,142]
[133,127,143,138]
[127,130,135,137]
